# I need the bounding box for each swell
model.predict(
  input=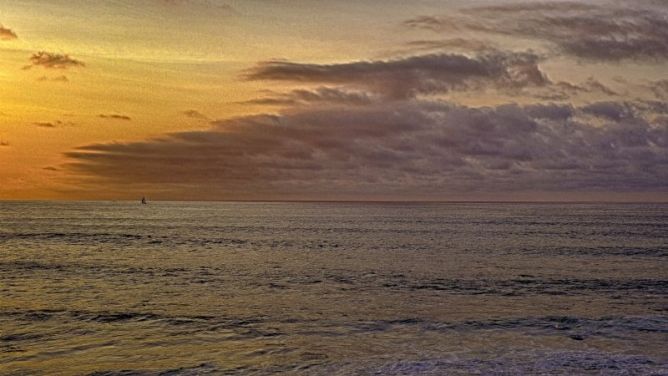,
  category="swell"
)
[3,309,666,374]
[2,308,665,339]
[2,260,666,298]
[312,351,668,376]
